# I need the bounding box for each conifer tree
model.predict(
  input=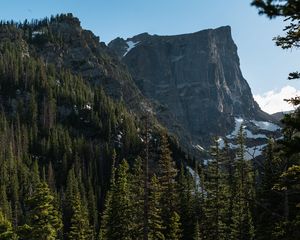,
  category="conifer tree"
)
[129,157,144,240]
[204,138,227,240]
[193,221,201,240]
[230,126,255,240]
[220,139,235,239]
[256,139,282,239]
[68,192,93,240]
[87,178,98,234]
[99,152,116,240]
[168,211,181,240]
[148,174,165,240]
[100,159,132,240]
[158,133,181,239]
[25,182,62,240]
[0,186,11,221]
[0,210,17,240]
[178,164,195,240]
